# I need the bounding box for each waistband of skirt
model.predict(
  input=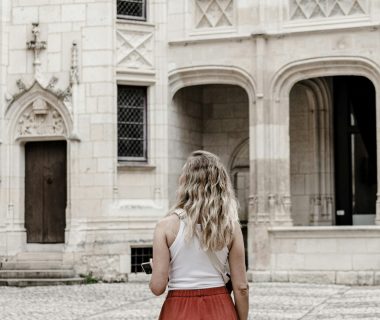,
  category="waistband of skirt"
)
[167,286,228,297]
